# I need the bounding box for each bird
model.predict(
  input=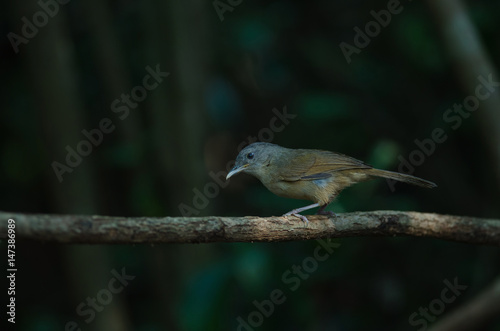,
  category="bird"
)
[226,142,436,223]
